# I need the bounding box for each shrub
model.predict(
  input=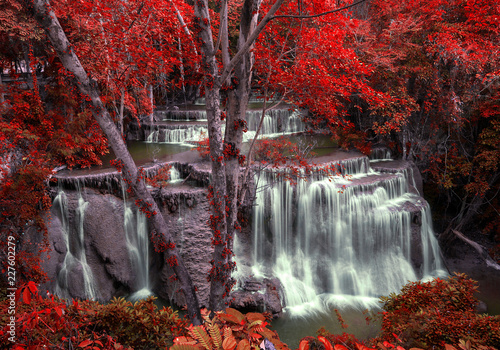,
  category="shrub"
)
[377,273,500,349]
[0,282,187,349]
[171,308,289,350]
